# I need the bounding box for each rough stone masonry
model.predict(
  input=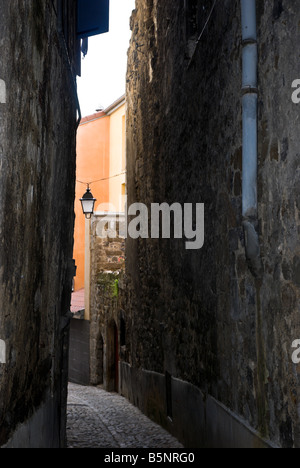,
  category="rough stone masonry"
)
[0,0,78,447]
[123,0,300,448]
